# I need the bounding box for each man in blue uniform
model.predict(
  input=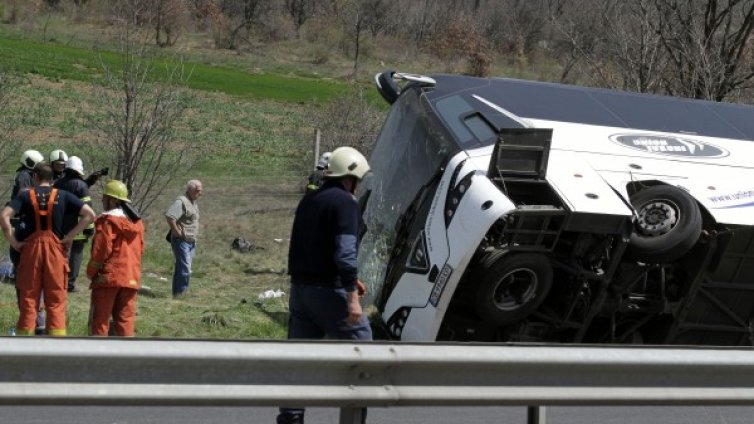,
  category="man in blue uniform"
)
[54,156,94,292]
[277,146,371,424]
